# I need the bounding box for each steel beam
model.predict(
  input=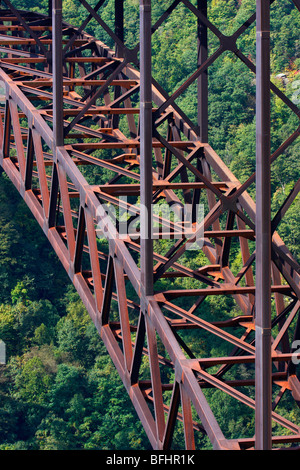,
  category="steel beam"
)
[255,0,272,451]
[115,0,124,54]
[0,1,299,451]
